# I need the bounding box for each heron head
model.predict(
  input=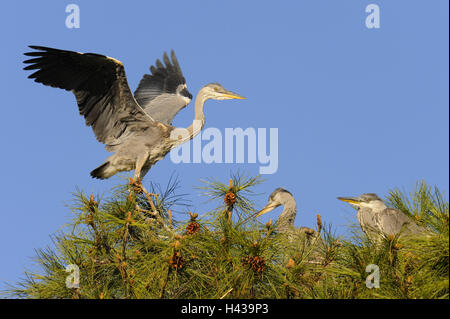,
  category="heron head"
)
[337,193,384,209]
[201,83,246,100]
[256,188,294,217]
